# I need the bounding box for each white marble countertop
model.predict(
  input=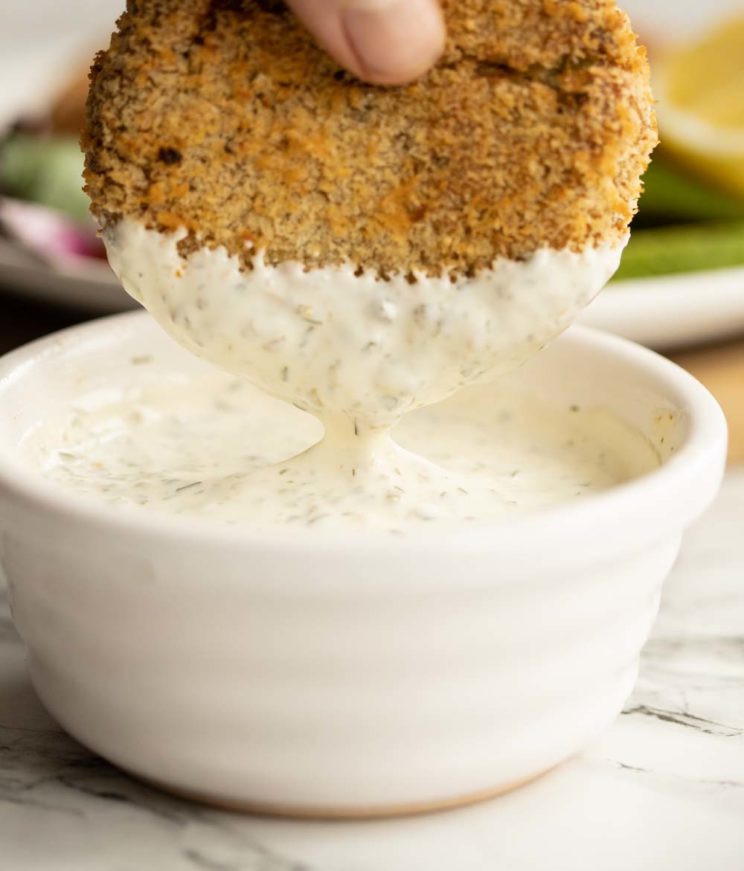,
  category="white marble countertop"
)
[1,470,743,871]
